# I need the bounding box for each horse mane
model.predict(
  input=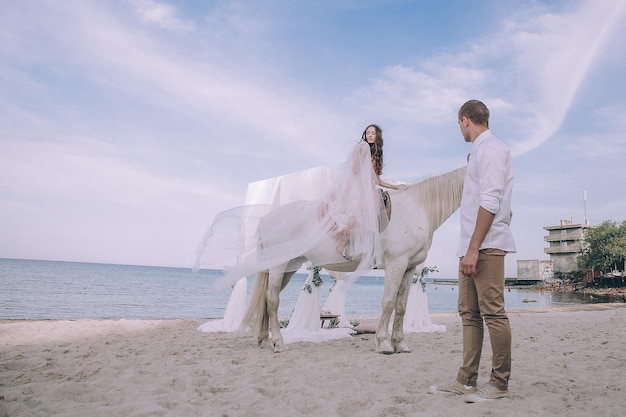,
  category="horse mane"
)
[405,166,467,231]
